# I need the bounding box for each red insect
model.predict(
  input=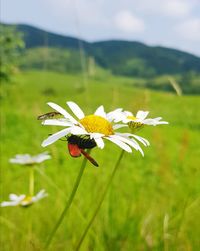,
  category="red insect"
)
[67,135,99,167]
